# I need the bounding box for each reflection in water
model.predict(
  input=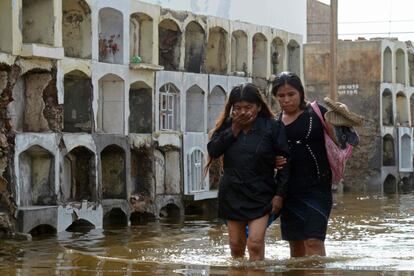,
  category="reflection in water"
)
[1,194,414,275]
